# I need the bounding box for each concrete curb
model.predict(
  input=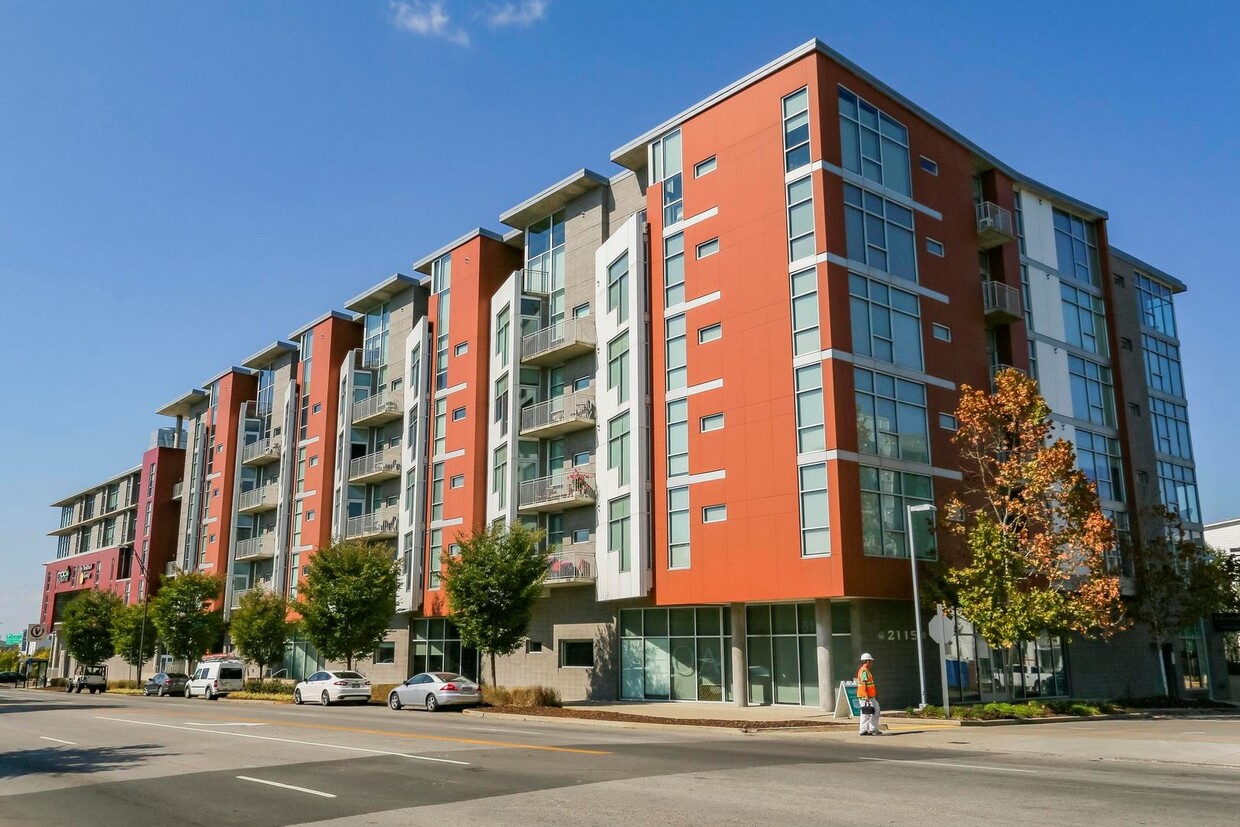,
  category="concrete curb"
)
[463,707,870,734]
[922,709,1240,727]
